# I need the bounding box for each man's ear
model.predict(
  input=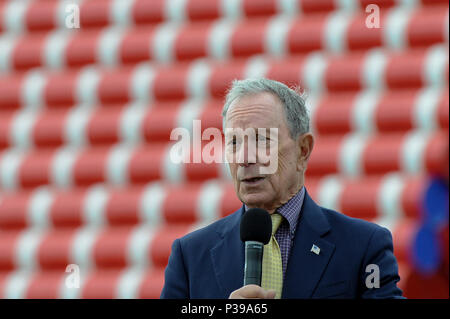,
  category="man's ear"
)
[296,133,314,171]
